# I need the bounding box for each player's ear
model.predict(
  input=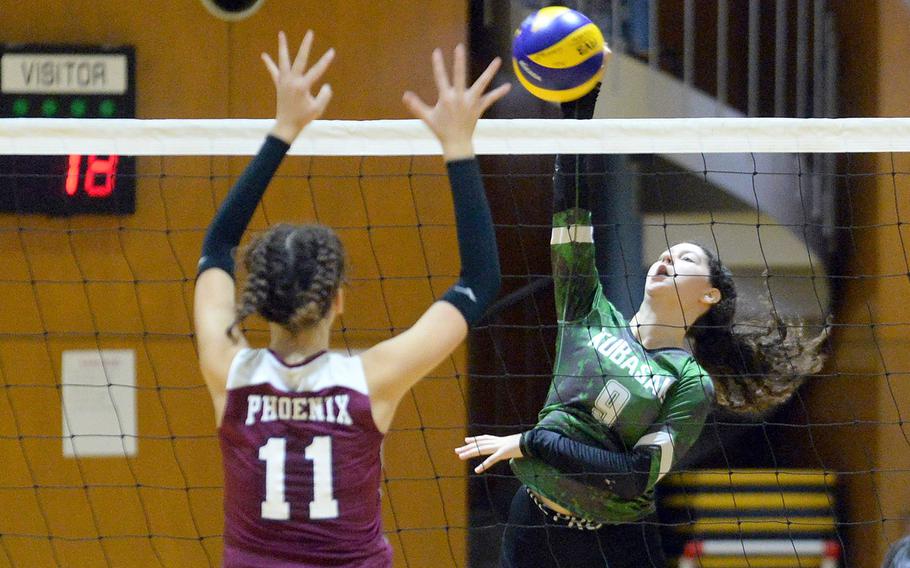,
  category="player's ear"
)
[701,287,721,306]
[333,288,344,316]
